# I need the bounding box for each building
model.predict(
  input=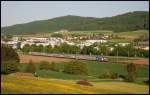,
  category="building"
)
[118,43,130,47]
[59,29,68,33]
